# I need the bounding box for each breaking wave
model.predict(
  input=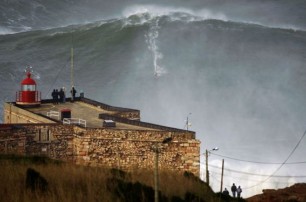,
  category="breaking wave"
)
[1,4,306,198]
